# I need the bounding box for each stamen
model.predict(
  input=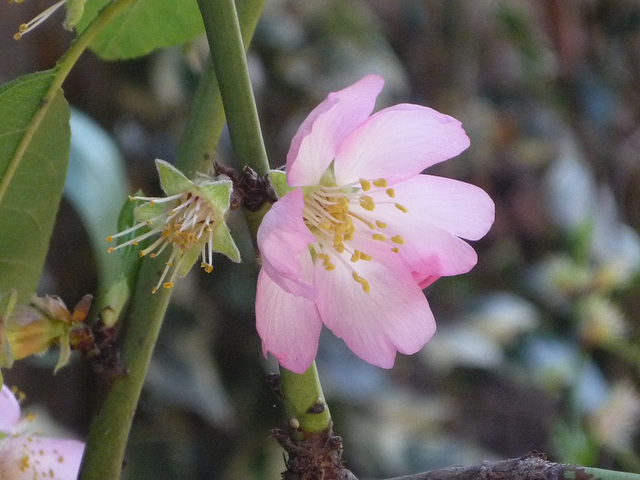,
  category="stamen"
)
[373,178,387,188]
[372,233,386,242]
[13,0,70,40]
[359,179,371,191]
[350,250,361,262]
[359,195,375,211]
[375,220,387,229]
[394,203,408,213]
[391,235,404,245]
[385,188,395,198]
